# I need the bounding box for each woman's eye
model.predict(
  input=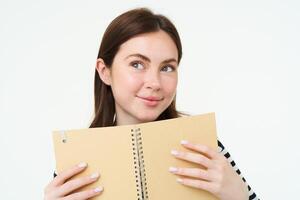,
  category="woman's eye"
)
[131,62,144,70]
[161,65,175,72]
